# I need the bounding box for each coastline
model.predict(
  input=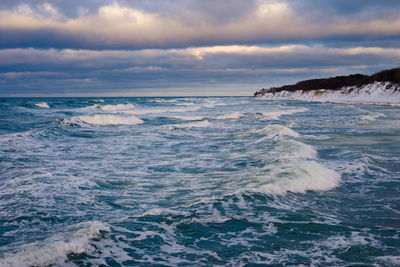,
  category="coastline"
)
[255,81,400,106]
